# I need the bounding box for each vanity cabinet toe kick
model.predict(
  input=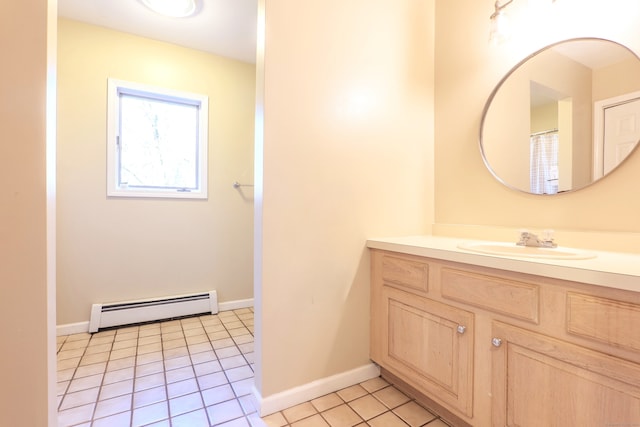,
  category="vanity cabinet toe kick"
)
[369,249,640,427]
